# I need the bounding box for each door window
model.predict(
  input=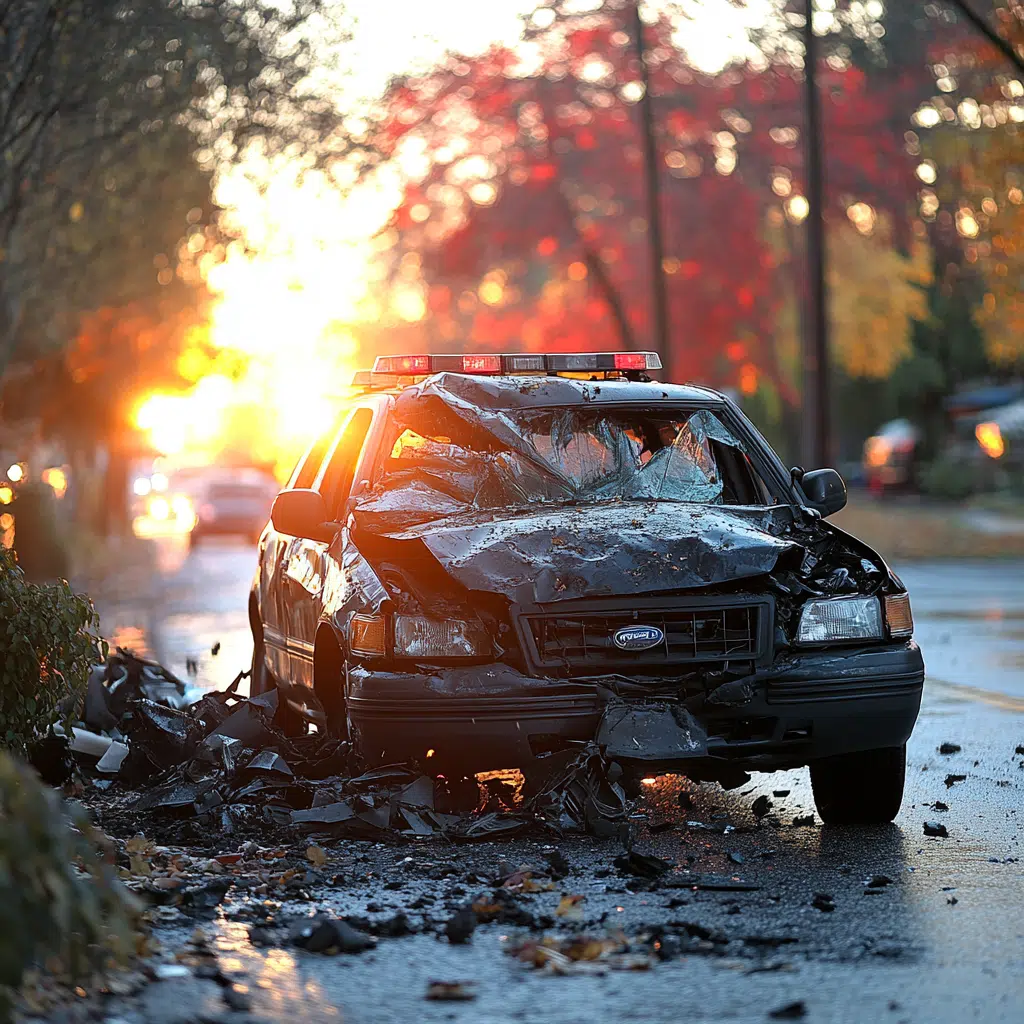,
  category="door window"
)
[317,408,373,519]
[289,424,340,490]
